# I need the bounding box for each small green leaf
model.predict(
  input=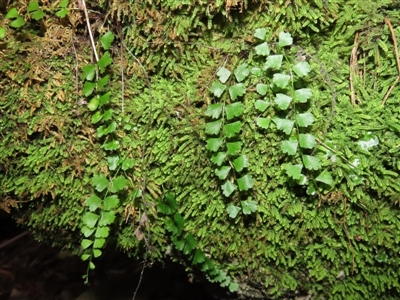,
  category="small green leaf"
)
[103,108,113,121]
[297,174,308,185]
[302,155,321,170]
[211,152,227,166]
[299,134,316,149]
[104,195,119,210]
[98,211,116,226]
[83,82,96,97]
[278,32,293,47]
[81,239,93,250]
[296,112,315,127]
[307,183,316,195]
[316,170,334,185]
[166,193,177,212]
[81,254,91,261]
[55,8,68,18]
[87,96,99,111]
[91,111,103,124]
[228,83,246,101]
[122,158,135,171]
[82,212,99,228]
[273,73,291,89]
[81,226,95,238]
[102,140,120,151]
[255,100,269,112]
[110,176,128,192]
[98,92,111,106]
[215,166,231,180]
[59,0,69,8]
[272,118,295,135]
[193,249,206,264]
[130,189,142,199]
[10,17,25,28]
[0,27,5,39]
[225,102,245,120]
[274,93,292,110]
[100,31,114,50]
[93,249,102,258]
[221,181,237,197]
[217,66,231,83]
[210,81,226,98]
[173,237,185,251]
[293,61,311,77]
[234,63,249,82]
[107,156,119,171]
[285,164,303,180]
[224,121,241,138]
[93,238,106,248]
[233,155,248,172]
[183,233,197,255]
[256,117,271,129]
[294,88,312,103]
[31,10,45,20]
[226,142,242,155]
[227,205,241,218]
[241,200,257,214]
[97,75,110,91]
[254,28,267,40]
[106,121,117,134]
[237,174,255,191]
[205,120,222,135]
[205,103,223,119]
[28,1,39,12]
[85,194,102,211]
[229,282,239,292]
[97,52,112,73]
[255,42,270,56]
[256,83,269,96]
[281,140,298,155]
[81,65,96,81]
[165,218,177,234]
[95,121,108,134]
[206,138,224,152]
[95,227,110,238]
[6,8,19,18]
[174,213,185,234]
[251,67,262,76]
[157,199,176,215]
[265,55,283,70]
[201,258,214,272]
[92,174,109,192]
